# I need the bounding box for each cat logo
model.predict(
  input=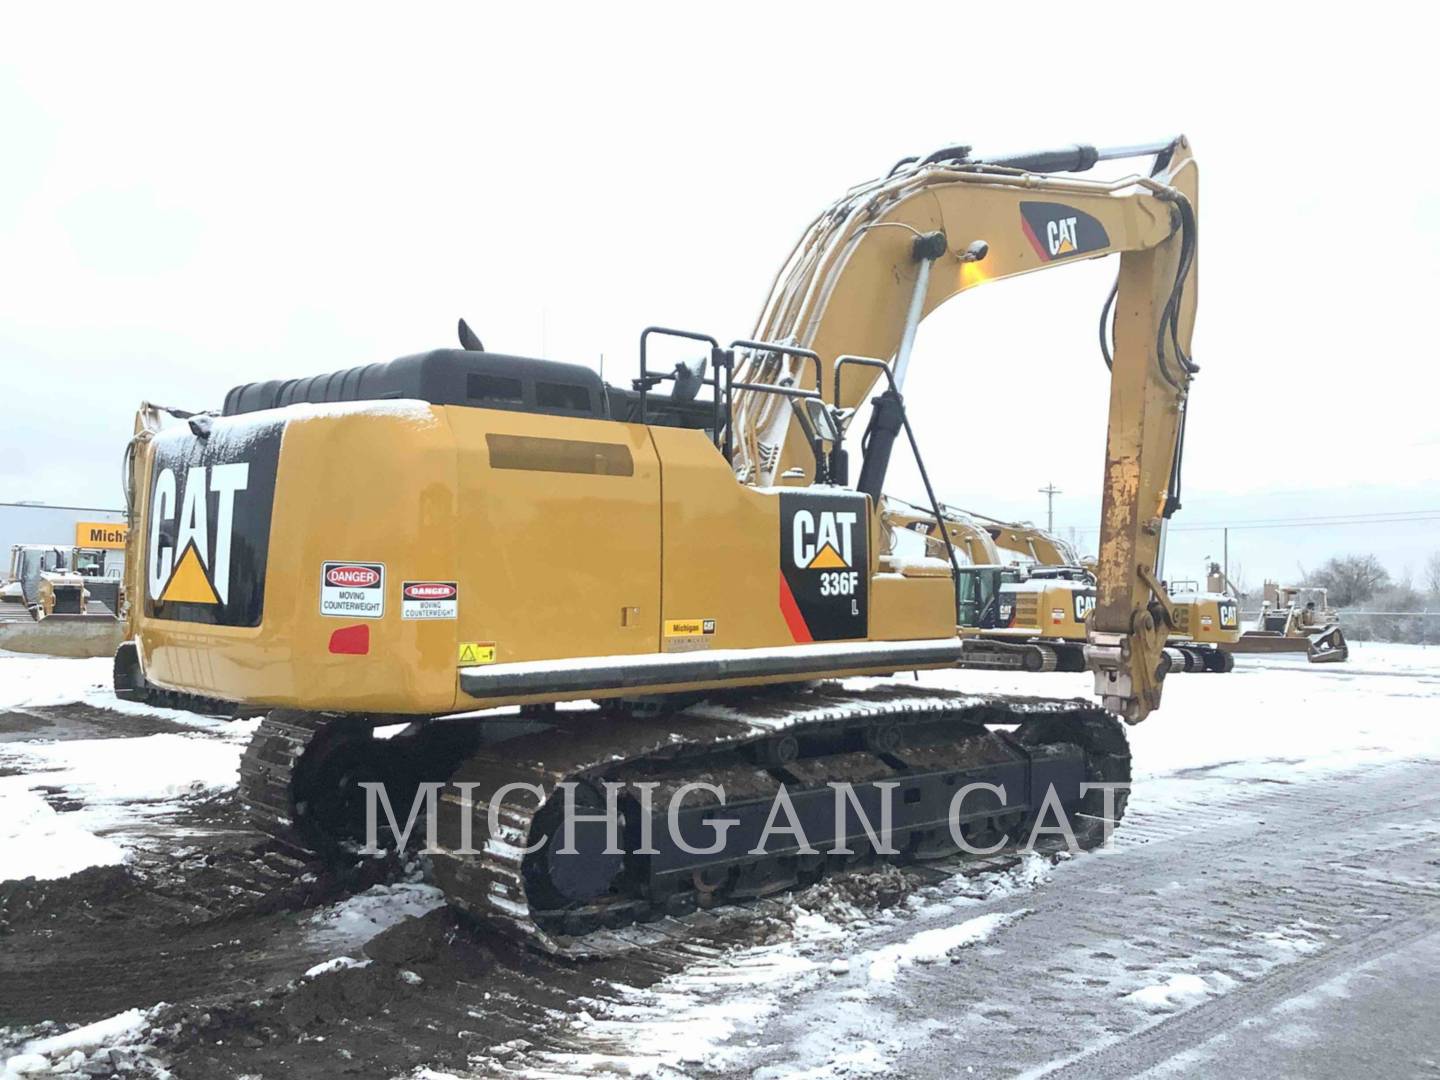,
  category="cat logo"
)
[1219,602,1239,629]
[779,493,869,642]
[1074,593,1096,623]
[144,418,282,628]
[791,508,857,570]
[148,463,251,606]
[1020,201,1111,263]
[1047,216,1079,256]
